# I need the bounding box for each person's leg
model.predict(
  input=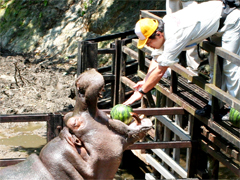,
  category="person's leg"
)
[220,10,240,120]
[166,0,182,14]
[182,1,202,79]
[185,46,201,75]
[196,9,240,118]
[221,10,240,101]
